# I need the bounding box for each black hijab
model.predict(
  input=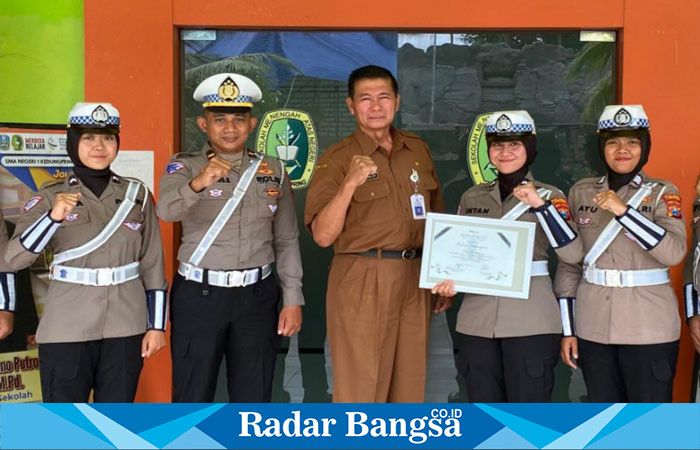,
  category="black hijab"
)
[489,134,538,202]
[598,131,651,192]
[66,127,119,197]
